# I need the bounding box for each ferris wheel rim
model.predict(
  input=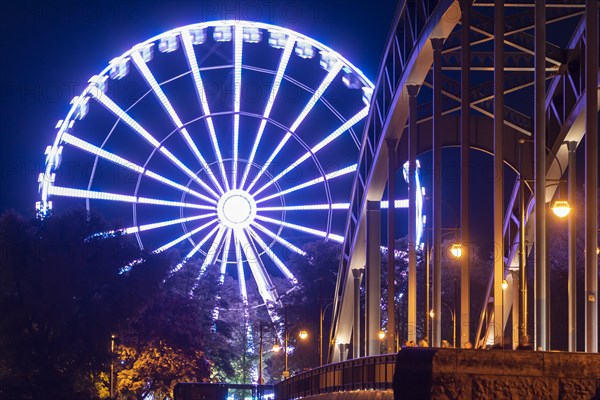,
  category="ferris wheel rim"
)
[38,19,374,323]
